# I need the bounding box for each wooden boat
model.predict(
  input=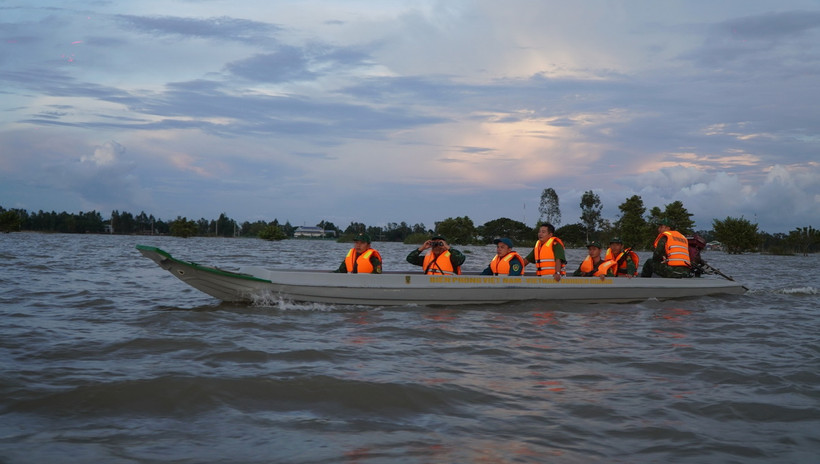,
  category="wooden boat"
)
[136,245,746,306]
